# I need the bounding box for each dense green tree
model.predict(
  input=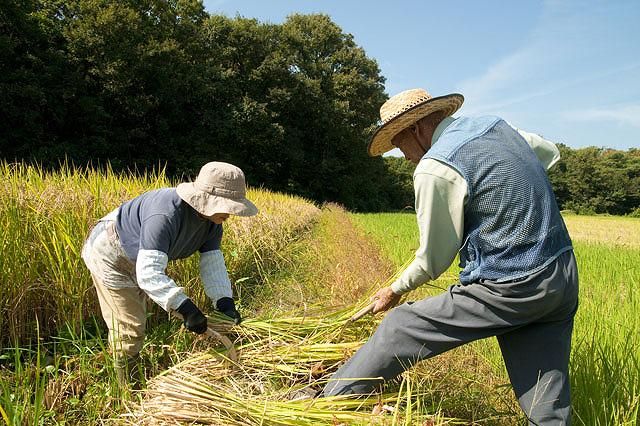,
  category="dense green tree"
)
[58,0,212,171]
[547,145,640,215]
[0,0,75,160]
[269,14,388,210]
[2,1,637,213]
[382,156,416,209]
[1,4,393,210]
[197,13,389,210]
